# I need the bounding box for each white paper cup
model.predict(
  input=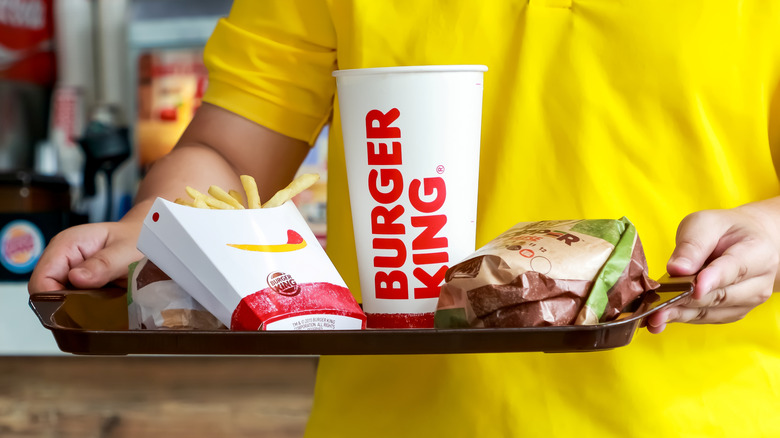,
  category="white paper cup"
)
[333,65,486,328]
